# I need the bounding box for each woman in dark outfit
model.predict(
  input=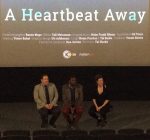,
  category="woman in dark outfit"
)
[89,74,110,127]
